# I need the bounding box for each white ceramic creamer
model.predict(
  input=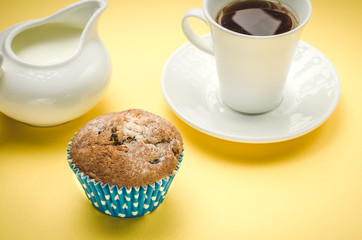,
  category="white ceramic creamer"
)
[0,0,111,126]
